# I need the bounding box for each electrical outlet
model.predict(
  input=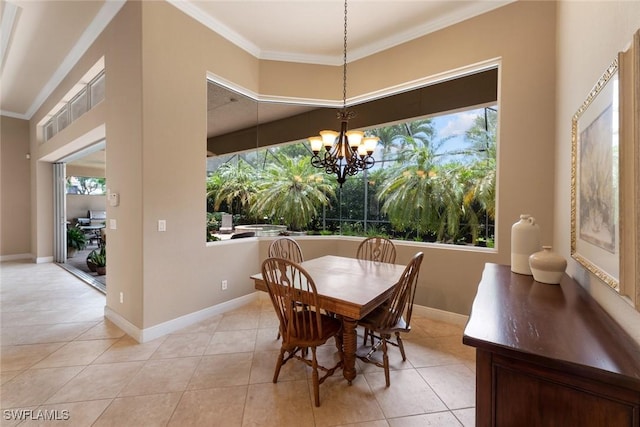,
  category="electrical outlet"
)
[221,280,228,291]
[158,220,166,232]
[119,292,124,304]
